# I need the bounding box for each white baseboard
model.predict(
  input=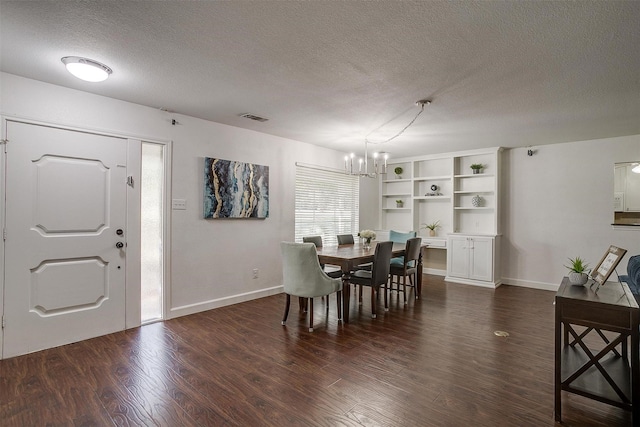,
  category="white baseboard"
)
[423,268,446,276]
[444,276,502,289]
[500,277,560,292]
[167,285,284,319]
